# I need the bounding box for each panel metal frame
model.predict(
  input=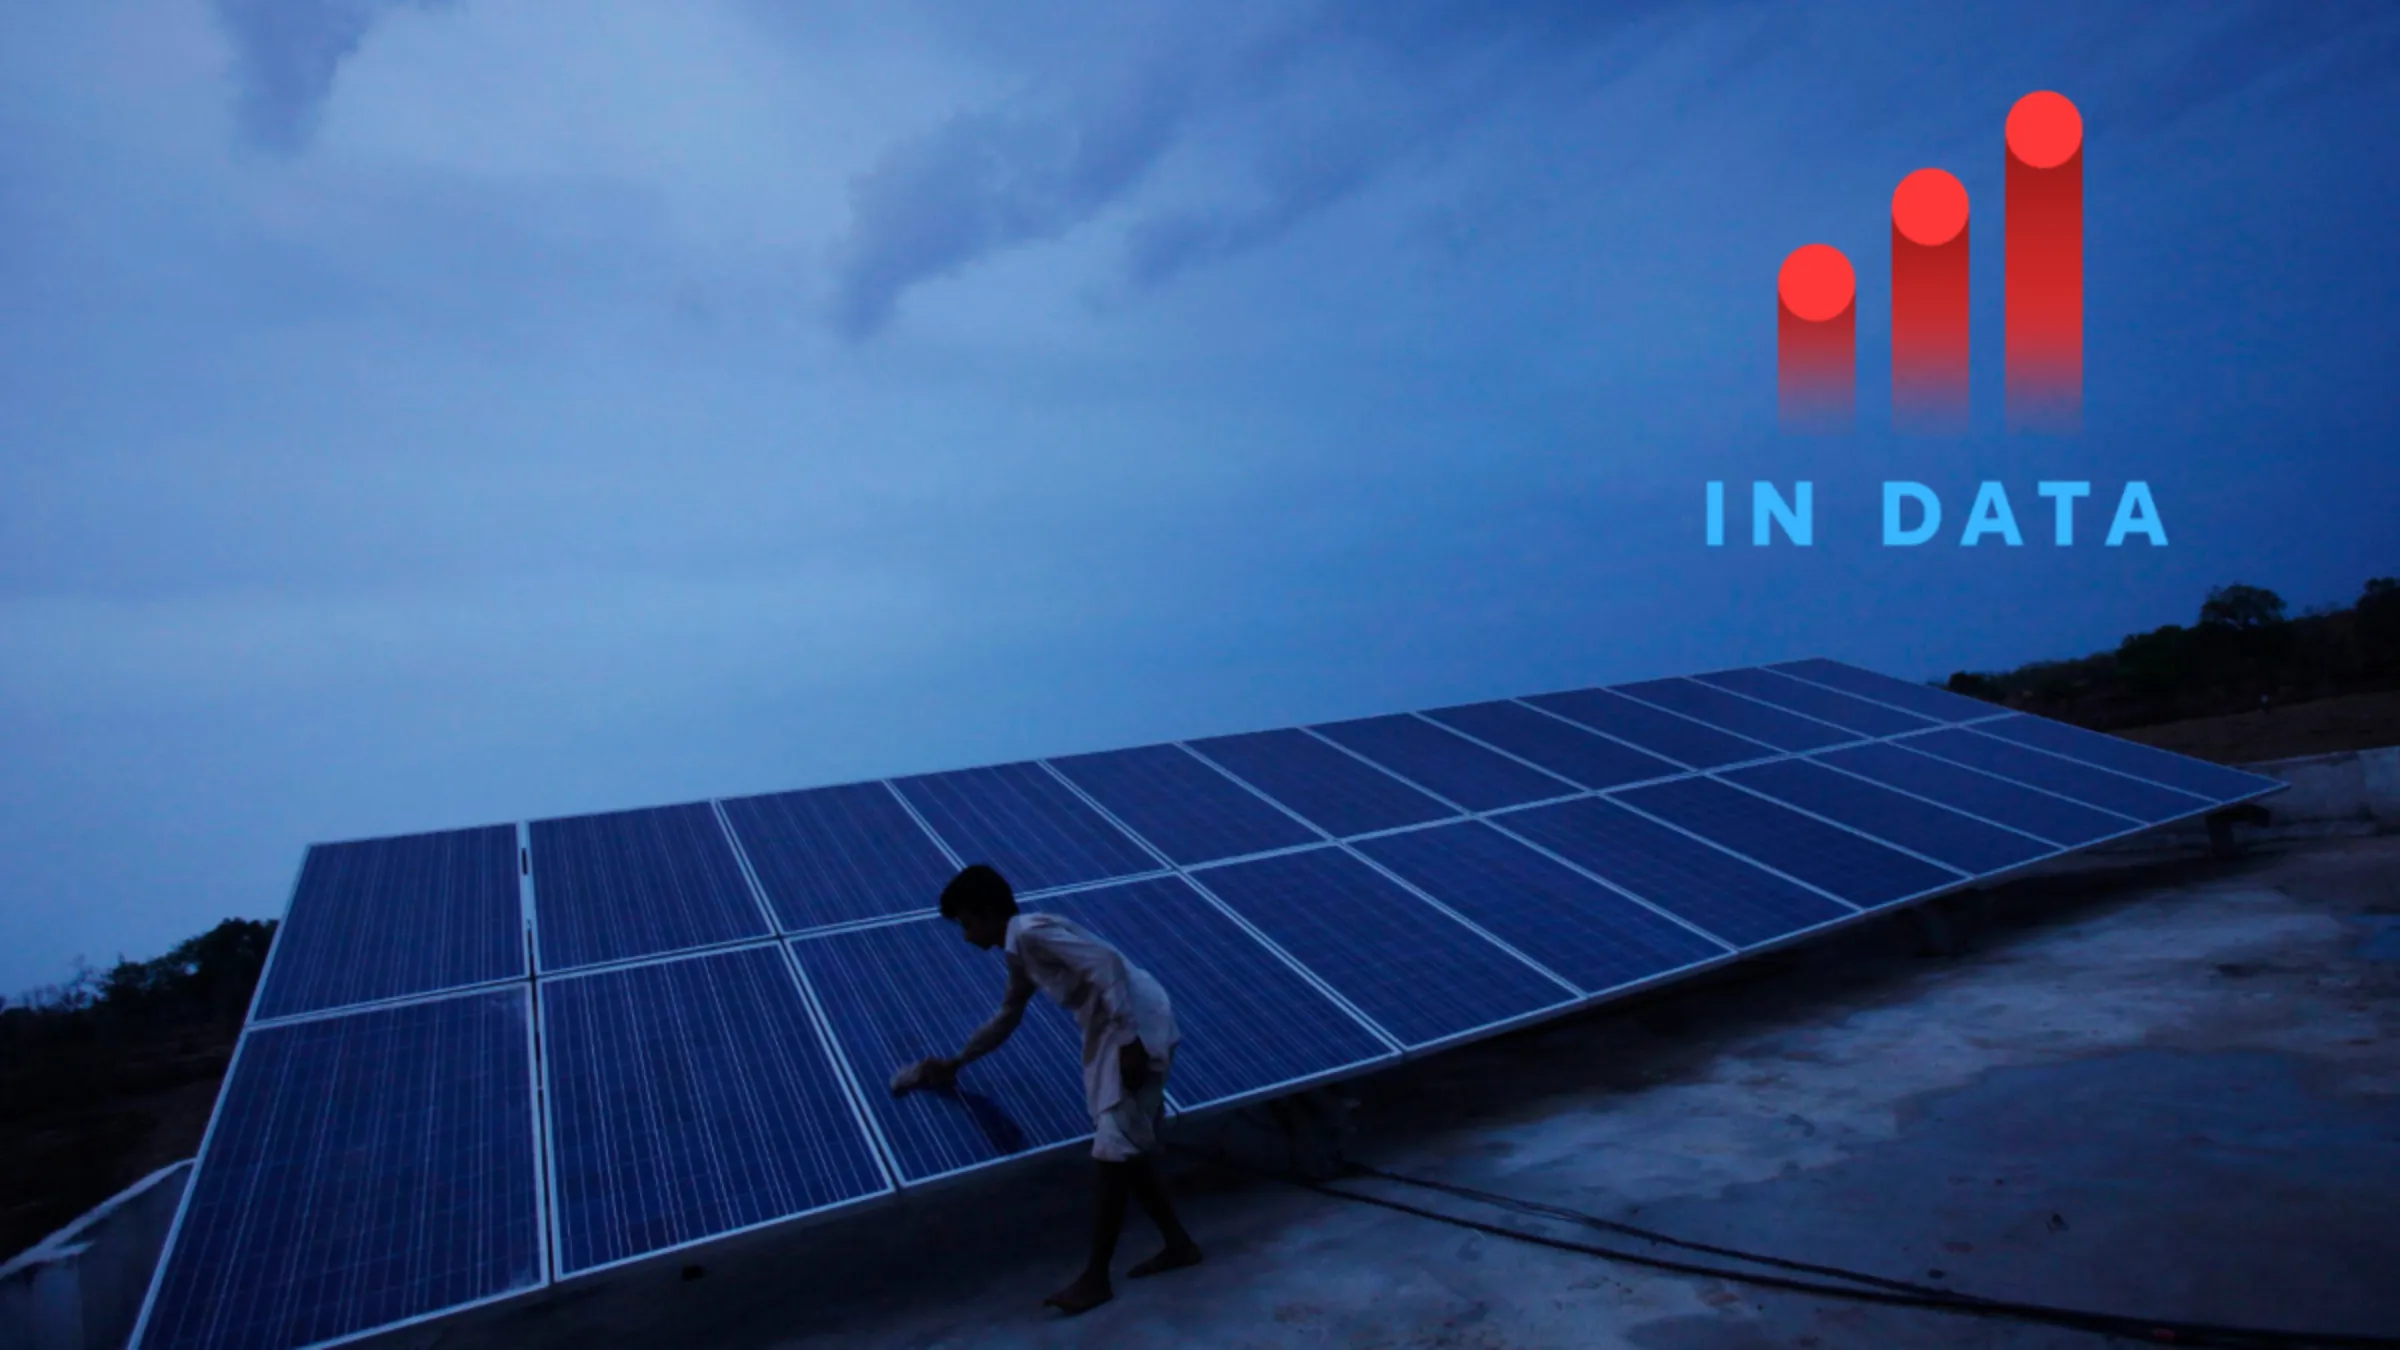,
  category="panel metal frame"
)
[534,937,900,1284]
[128,975,553,1350]
[1418,702,1695,790]
[1888,722,2219,815]
[1606,675,1875,754]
